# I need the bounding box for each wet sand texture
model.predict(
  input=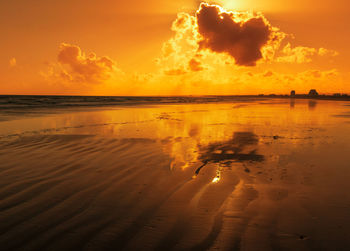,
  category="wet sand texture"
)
[1,99,350,250]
